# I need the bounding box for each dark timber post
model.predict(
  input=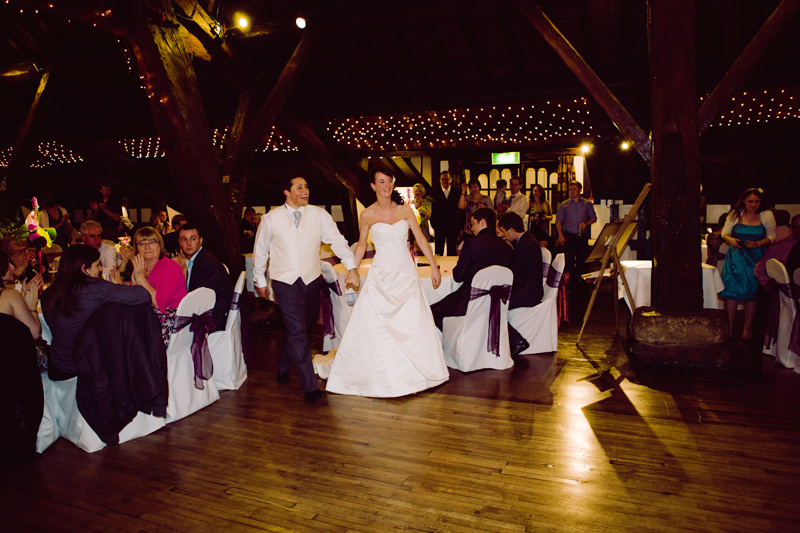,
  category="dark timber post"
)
[648,0,703,311]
